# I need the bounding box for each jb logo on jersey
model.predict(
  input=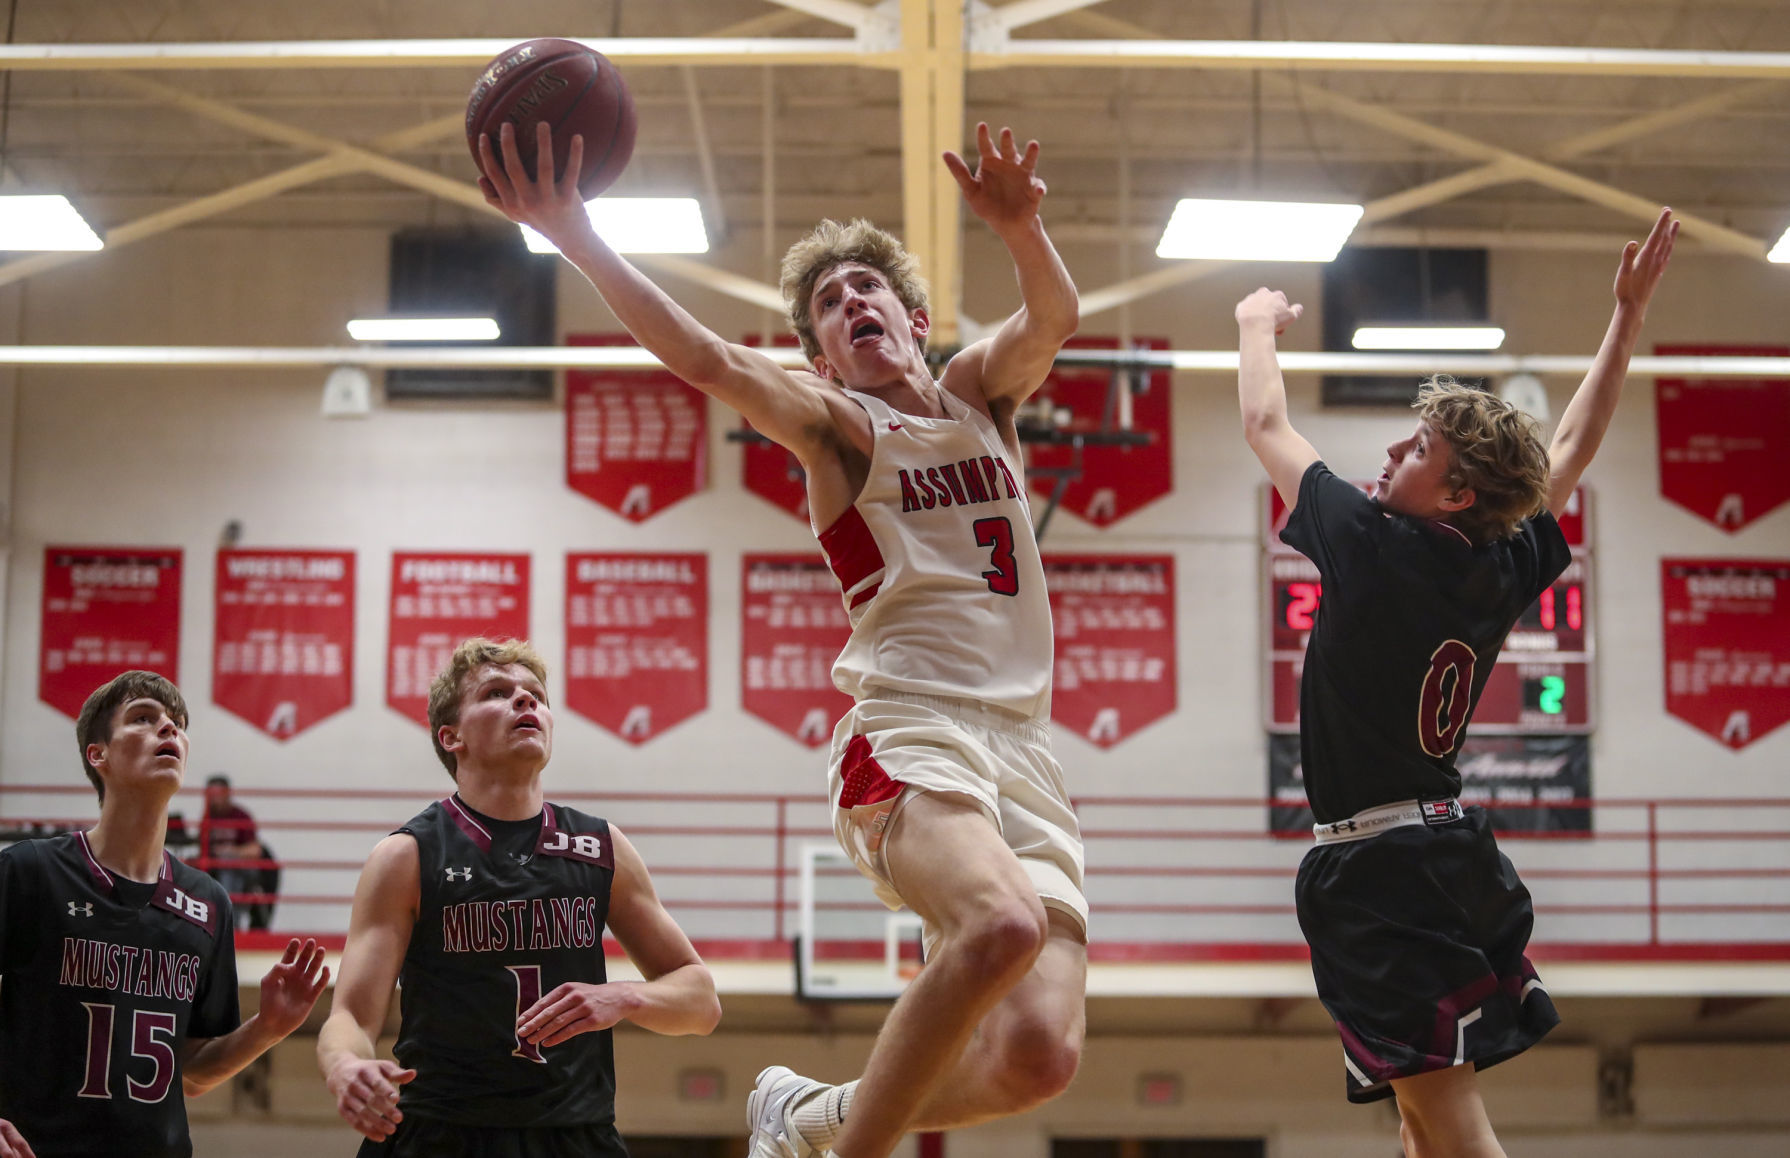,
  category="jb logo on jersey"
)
[538,829,612,867]
[153,884,217,934]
